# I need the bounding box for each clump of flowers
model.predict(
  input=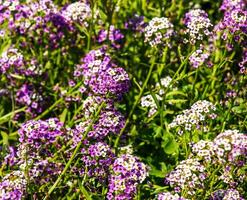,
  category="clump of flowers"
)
[239,49,247,73]
[16,84,47,117]
[183,9,213,44]
[189,48,210,68]
[220,0,246,11]
[62,1,91,27]
[213,130,247,165]
[15,118,66,184]
[210,189,244,200]
[107,154,148,200]
[0,47,24,74]
[125,14,146,33]
[0,171,27,200]
[74,47,130,98]
[141,94,162,117]
[165,158,207,196]
[144,17,174,47]
[169,100,217,134]
[191,130,247,191]
[157,192,187,200]
[75,108,125,139]
[191,130,247,167]
[97,25,124,49]
[81,142,115,182]
[215,9,247,44]
[141,76,175,117]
